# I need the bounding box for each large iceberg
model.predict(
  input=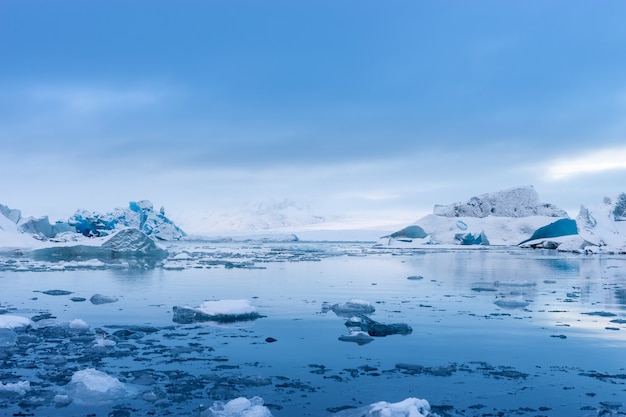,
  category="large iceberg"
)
[379,186,571,247]
[69,200,185,240]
